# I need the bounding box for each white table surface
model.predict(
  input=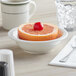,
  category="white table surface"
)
[0,0,76,76]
